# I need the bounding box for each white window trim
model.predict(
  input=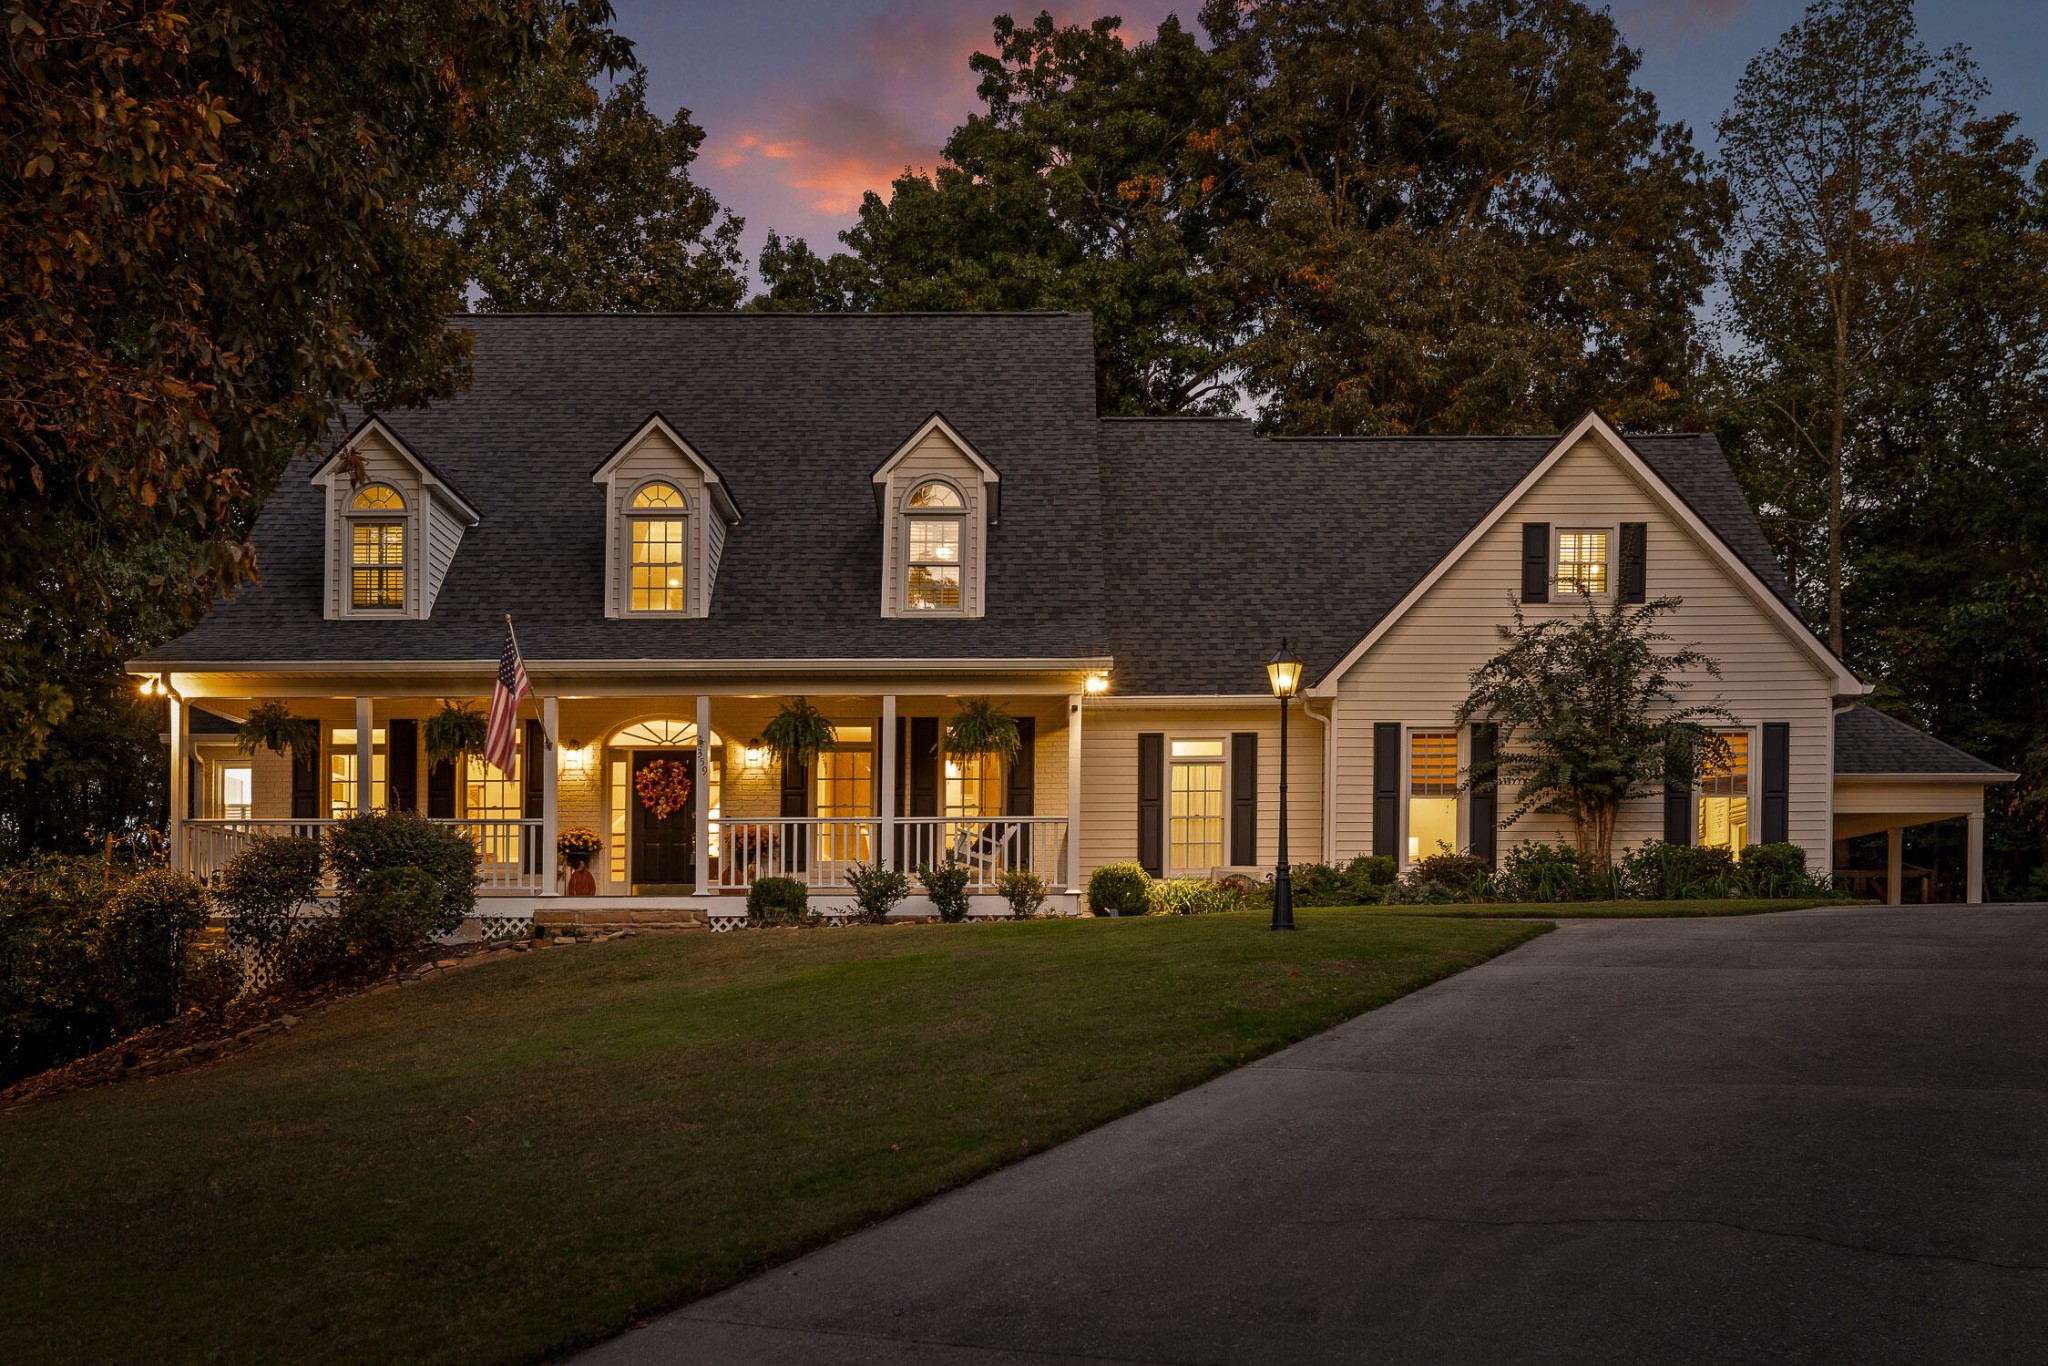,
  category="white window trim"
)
[1551,523,1618,602]
[1690,721,1760,851]
[1400,724,1467,869]
[342,489,411,618]
[1165,733,1231,877]
[902,478,970,617]
[622,478,692,618]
